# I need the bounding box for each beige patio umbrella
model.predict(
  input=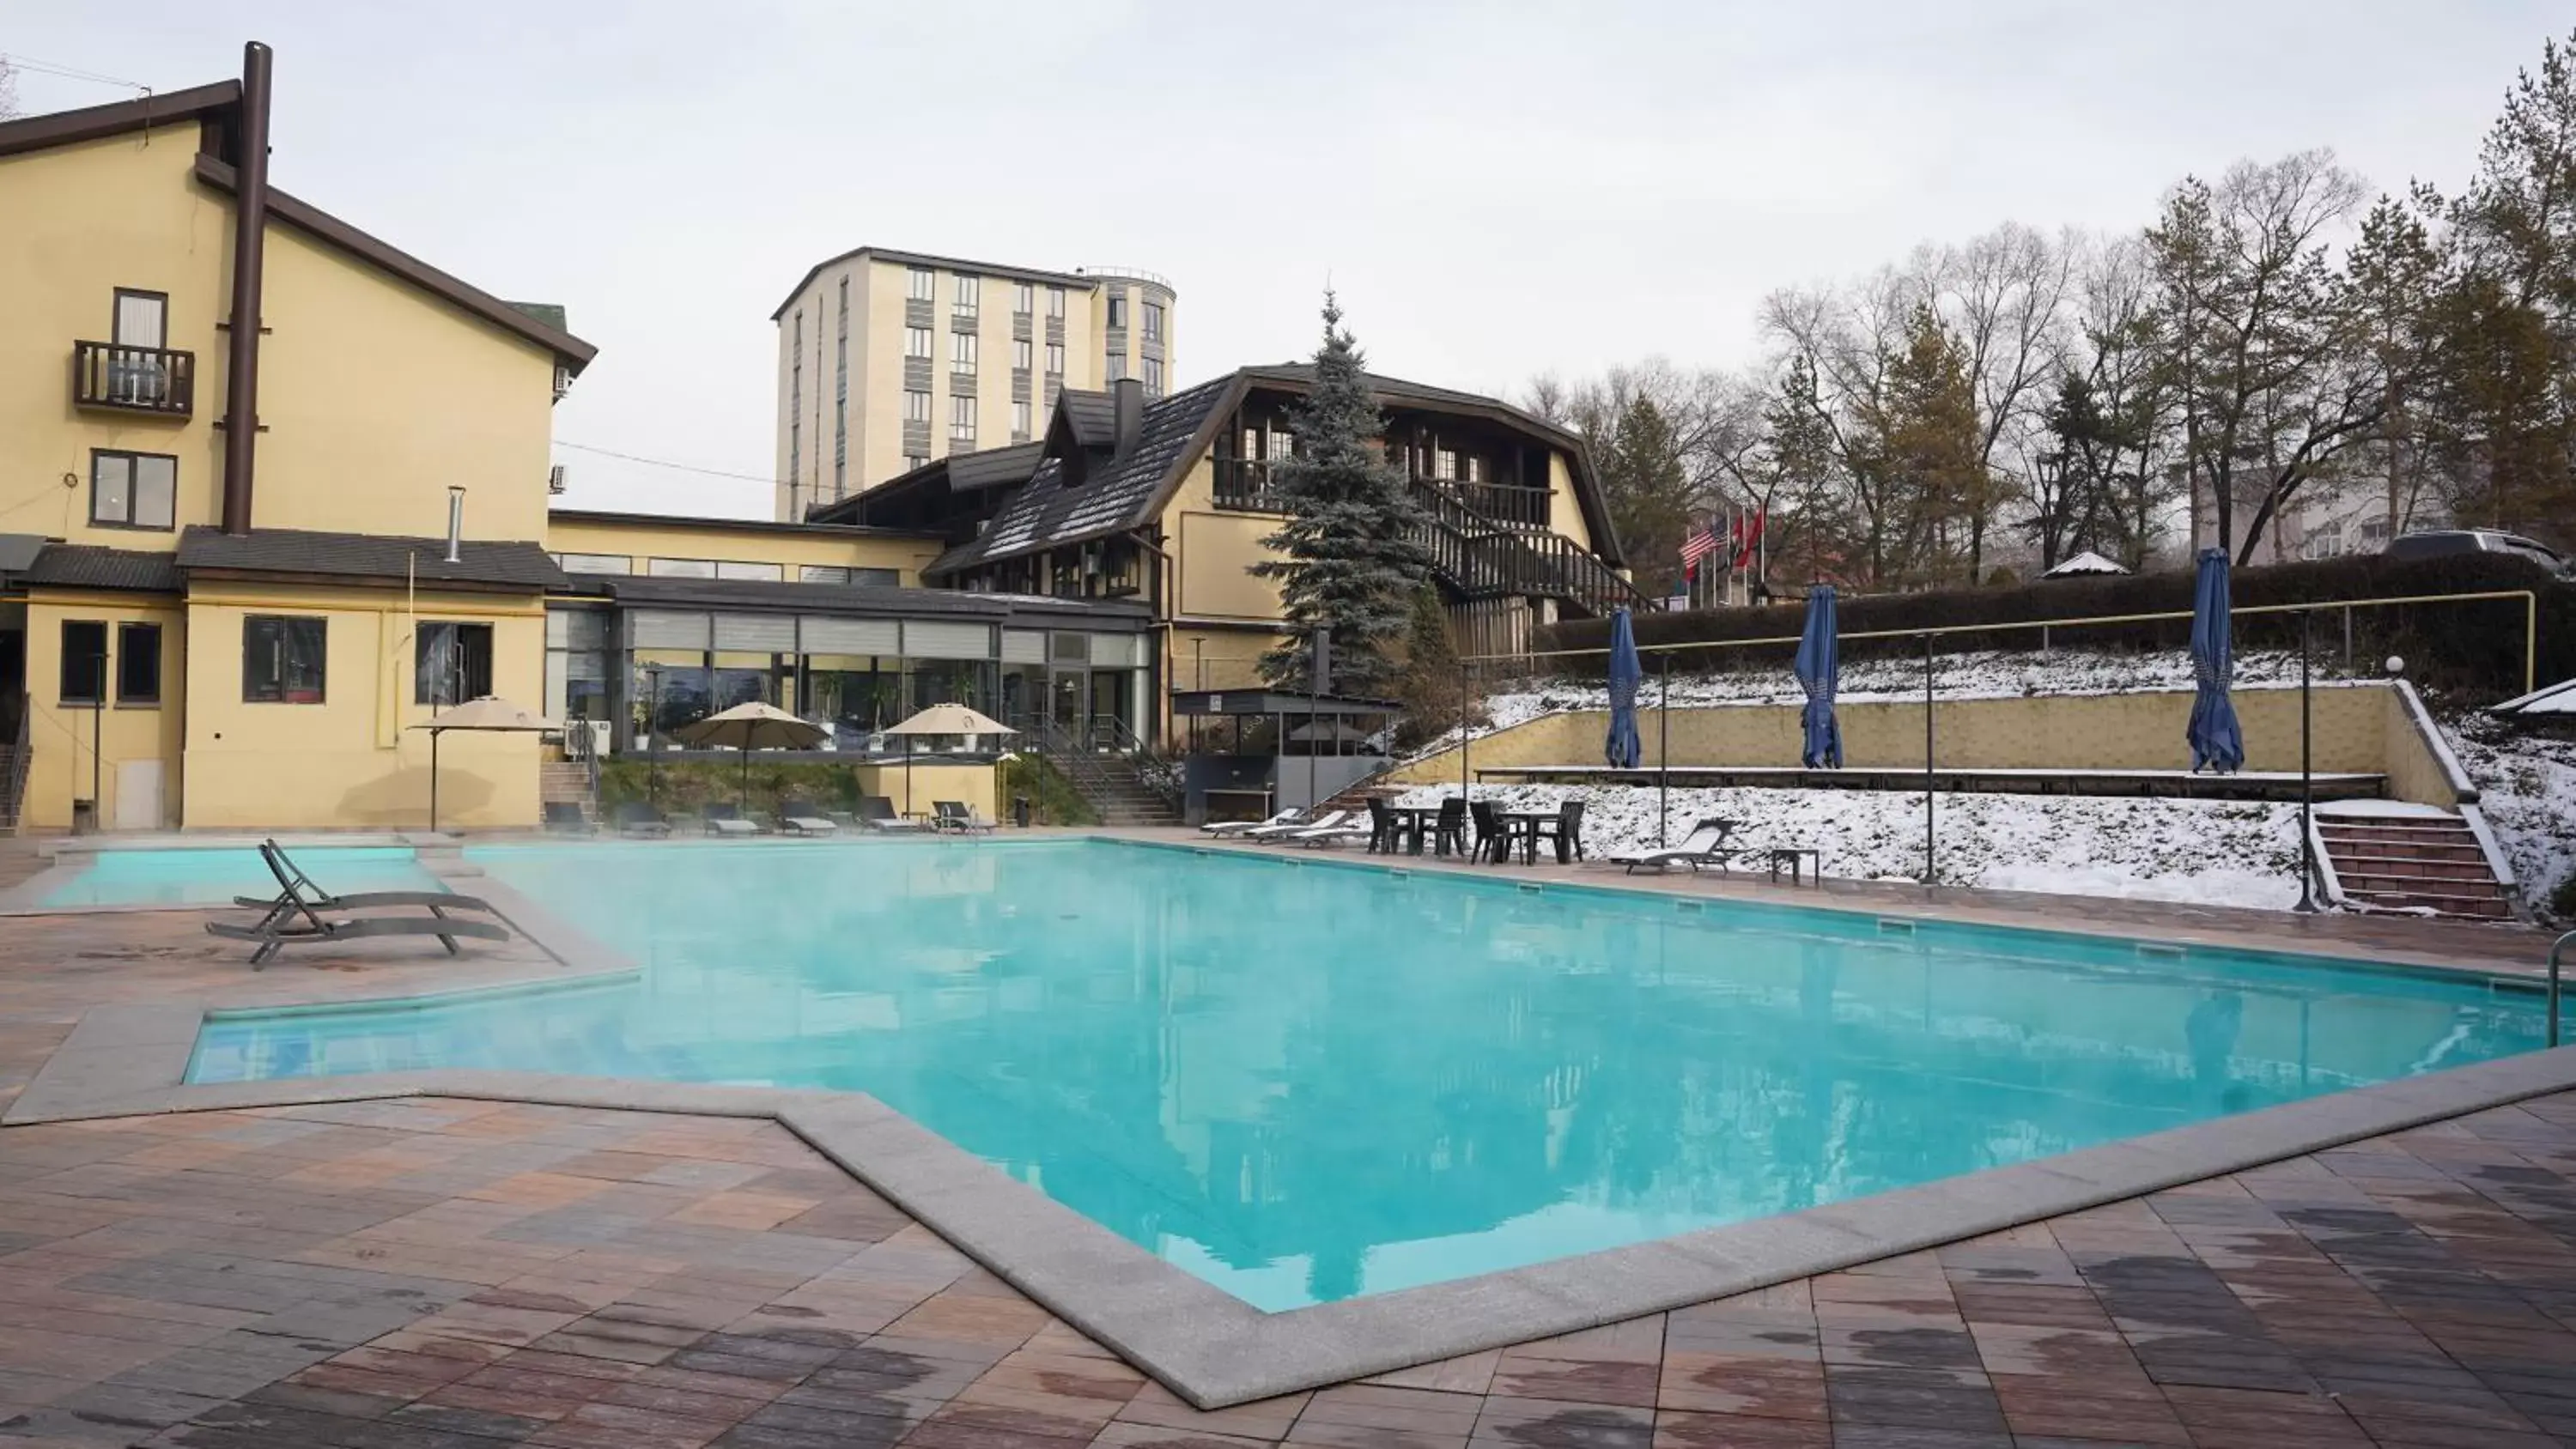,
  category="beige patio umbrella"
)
[410,696,561,834]
[677,701,829,812]
[881,703,1018,817]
